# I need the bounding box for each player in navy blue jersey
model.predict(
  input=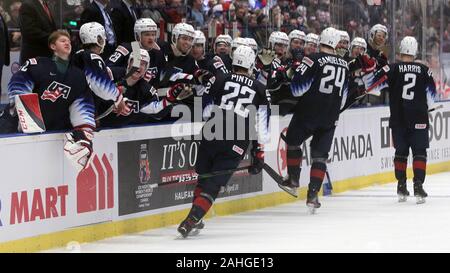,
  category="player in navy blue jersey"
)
[7,30,96,171]
[363,36,437,204]
[280,27,349,213]
[177,45,271,237]
[72,22,130,119]
[106,18,166,88]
